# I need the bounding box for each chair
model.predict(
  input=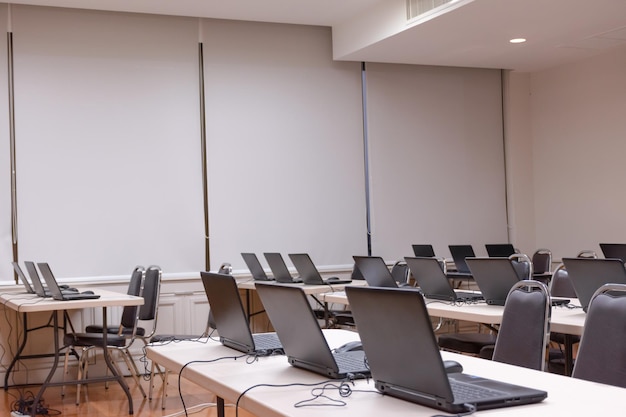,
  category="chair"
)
[508,253,533,281]
[531,248,552,283]
[62,266,145,404]
[390,260,410,286]
[480,280,551,371]
[572,283,626,388]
